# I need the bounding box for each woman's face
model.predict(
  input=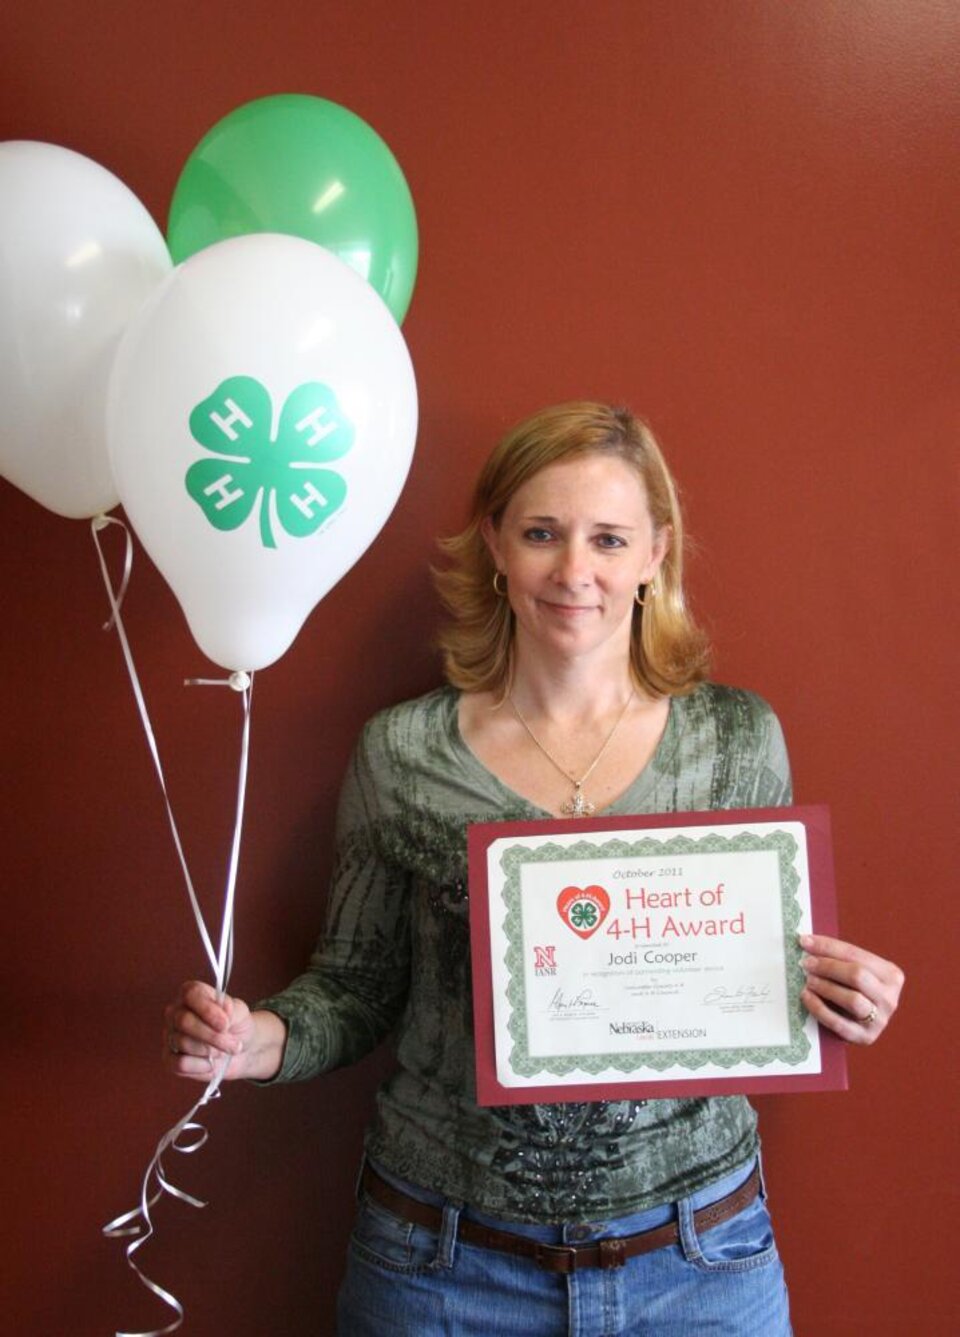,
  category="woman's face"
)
[482,453,669,670]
